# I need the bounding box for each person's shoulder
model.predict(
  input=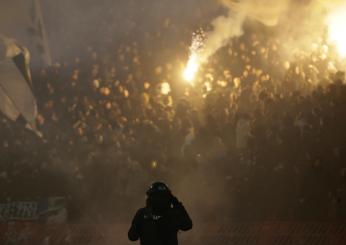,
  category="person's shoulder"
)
[137,207,146,212]
[135,207,147,216]
[131,207,147,221]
